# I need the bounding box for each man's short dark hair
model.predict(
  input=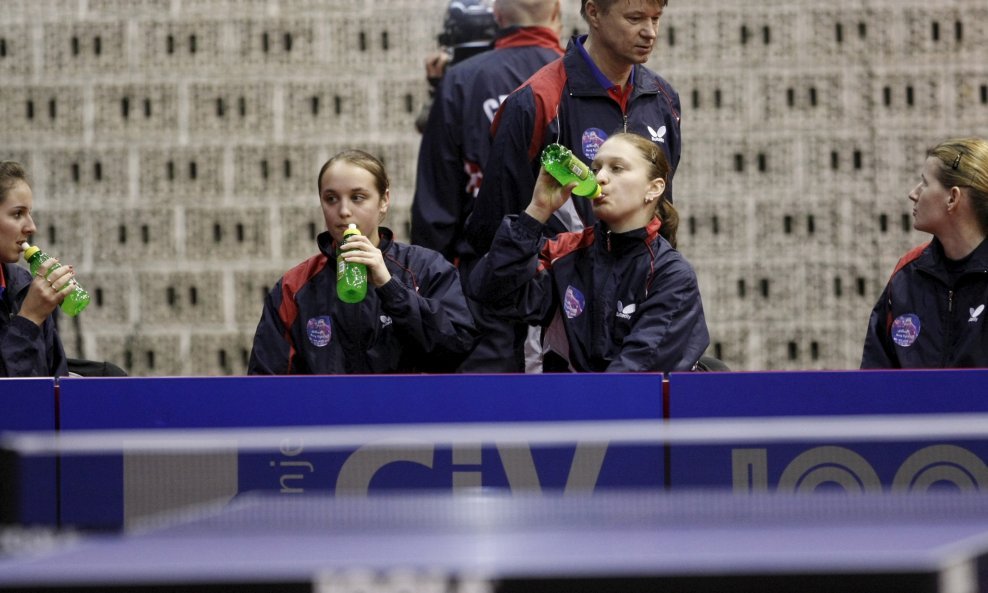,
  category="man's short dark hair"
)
[580,0,669,19]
